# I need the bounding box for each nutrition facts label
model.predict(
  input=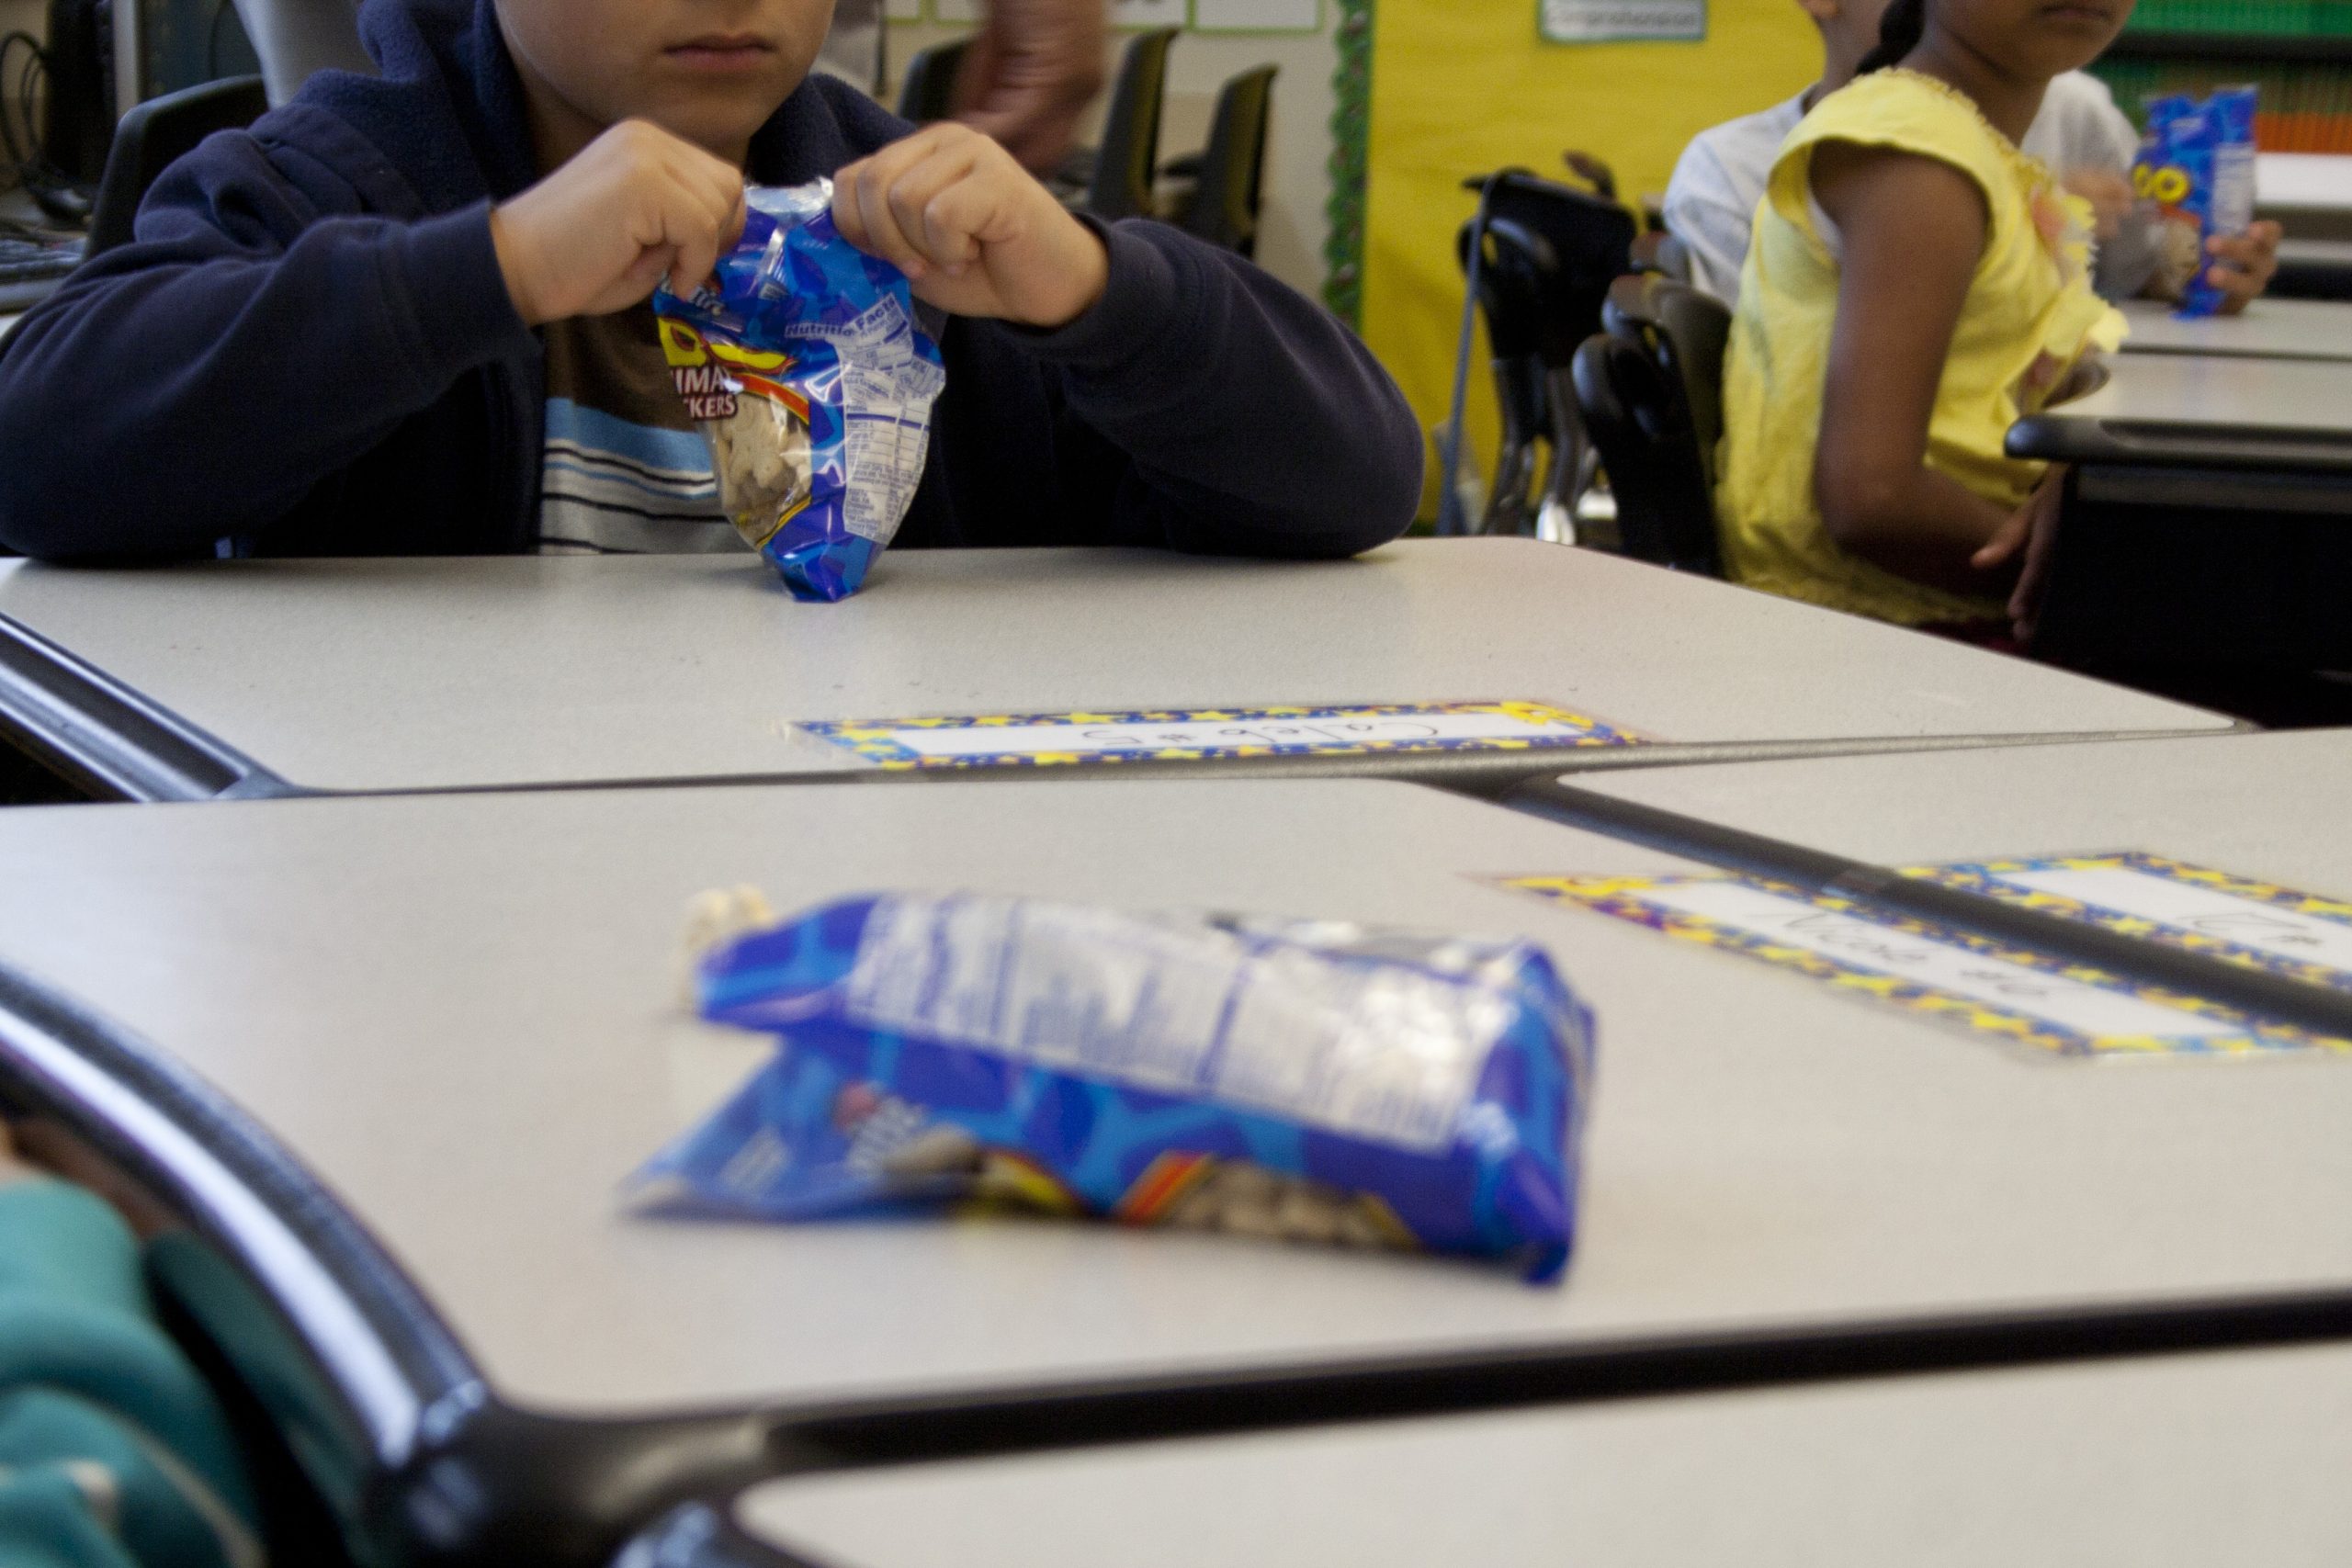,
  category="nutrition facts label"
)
[828,299,947,543]
[838,896,1510,1153]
